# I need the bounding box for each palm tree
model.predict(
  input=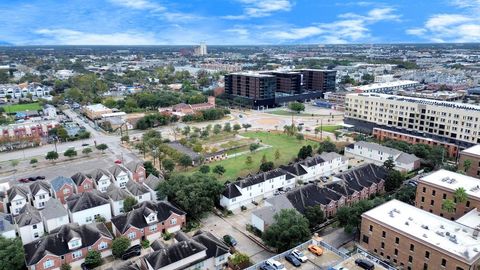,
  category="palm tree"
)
[454,187,468,204]
[442,199,456,213]
[463,159,472,173]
